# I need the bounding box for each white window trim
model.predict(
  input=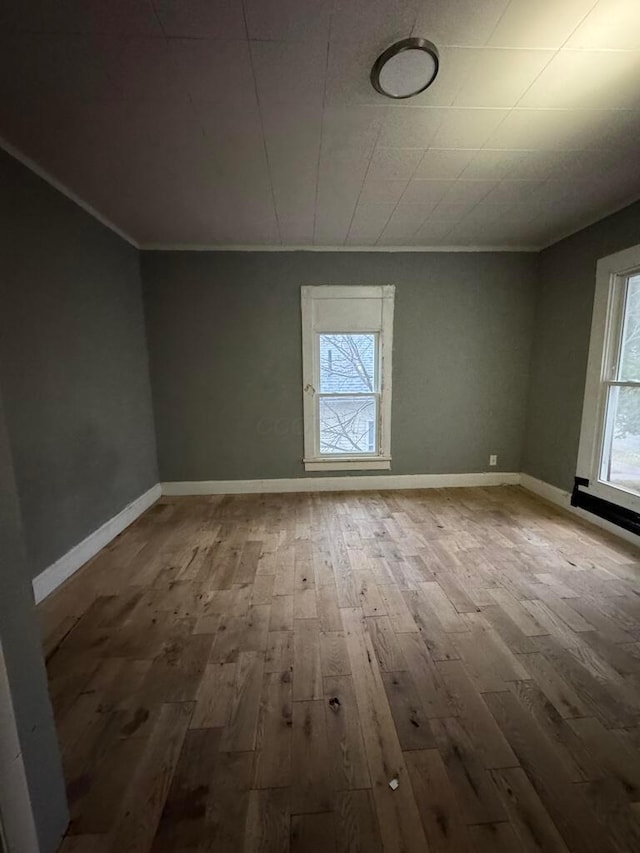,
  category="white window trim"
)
[577,243,640,514]
[301,285,395,472]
